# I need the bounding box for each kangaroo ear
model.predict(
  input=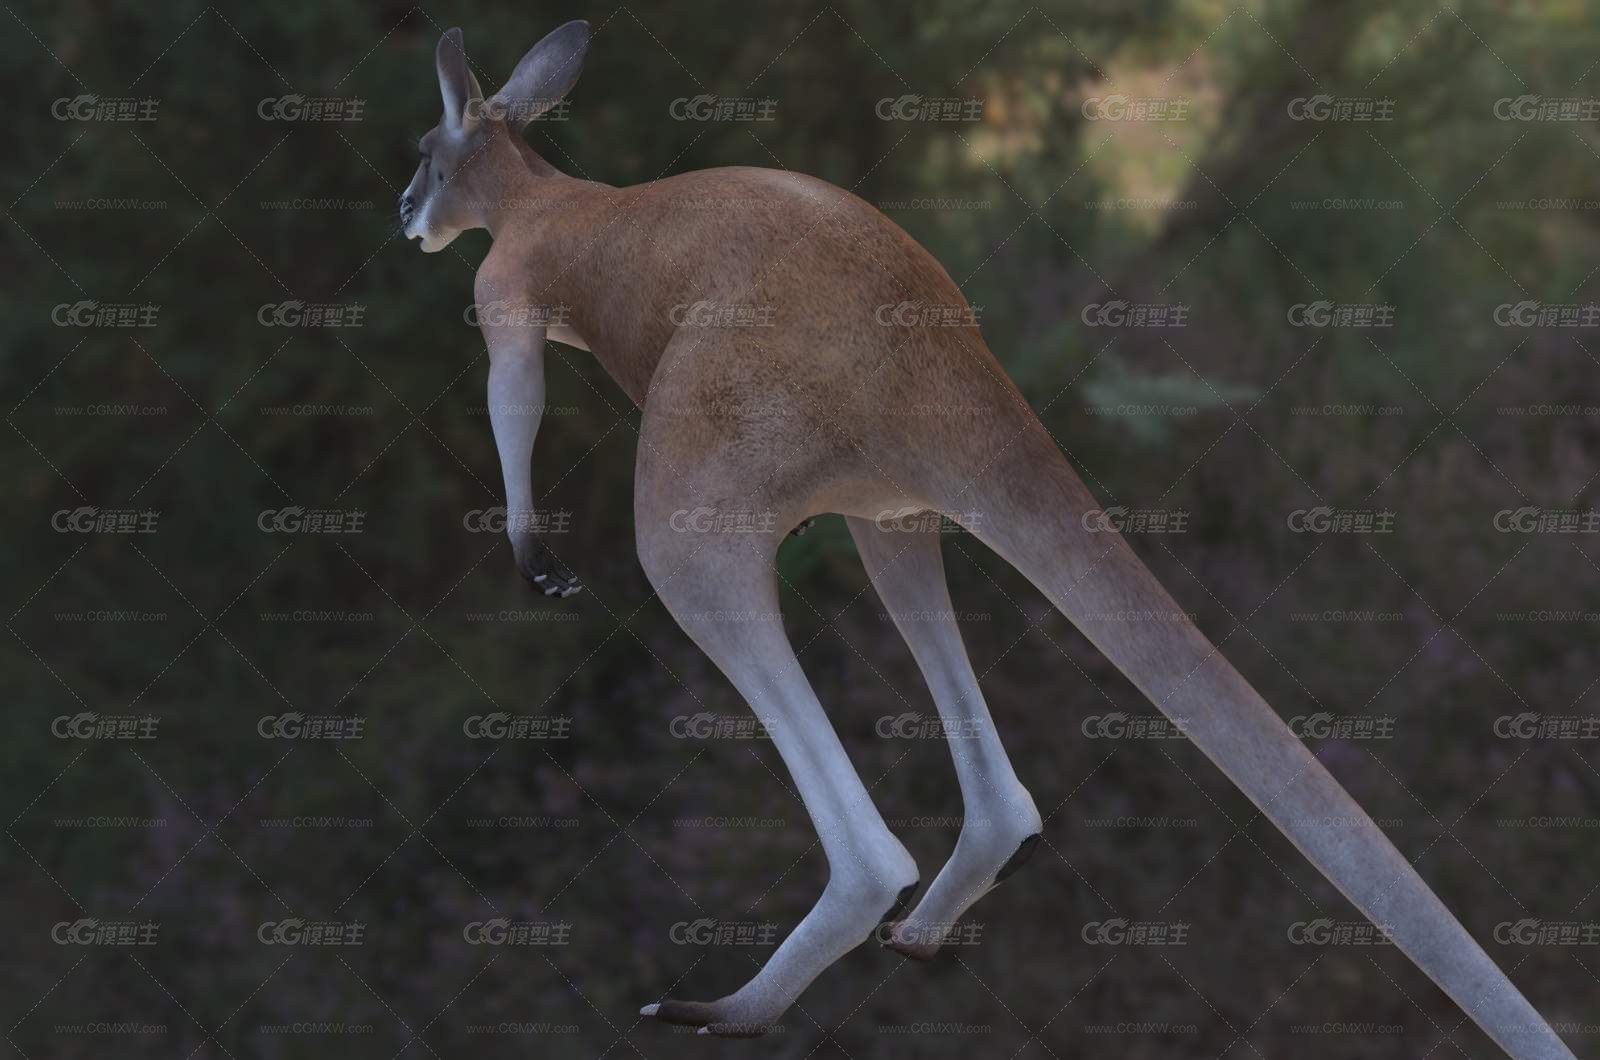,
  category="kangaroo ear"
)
[487,20,591,128]
[436,27,483,130]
